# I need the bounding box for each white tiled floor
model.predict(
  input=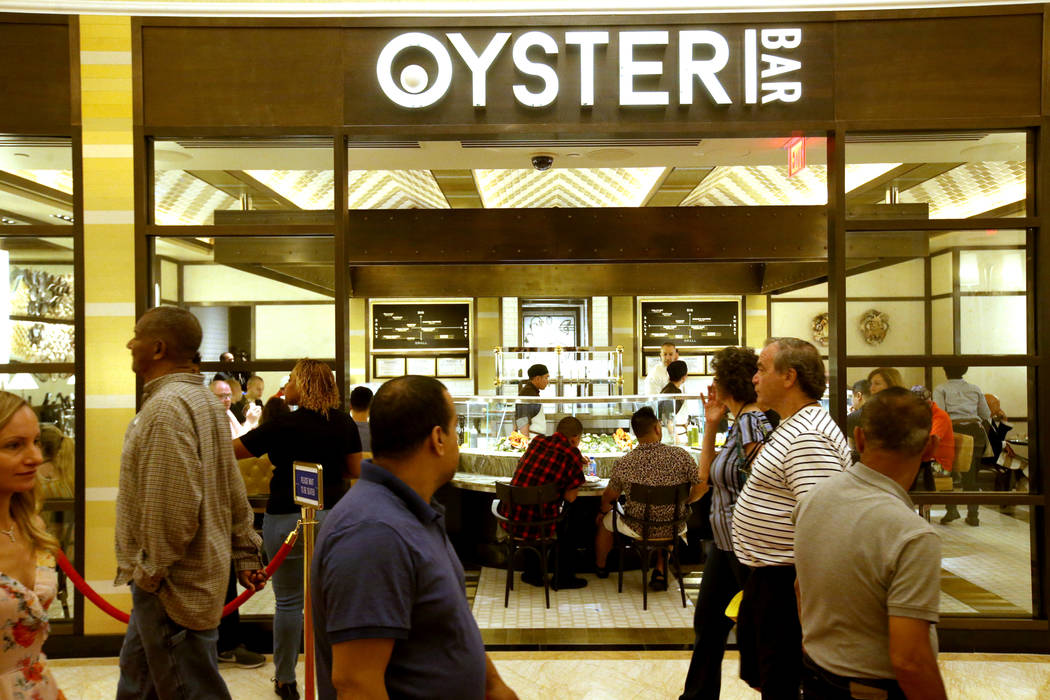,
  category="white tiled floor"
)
[473,567,696,629]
